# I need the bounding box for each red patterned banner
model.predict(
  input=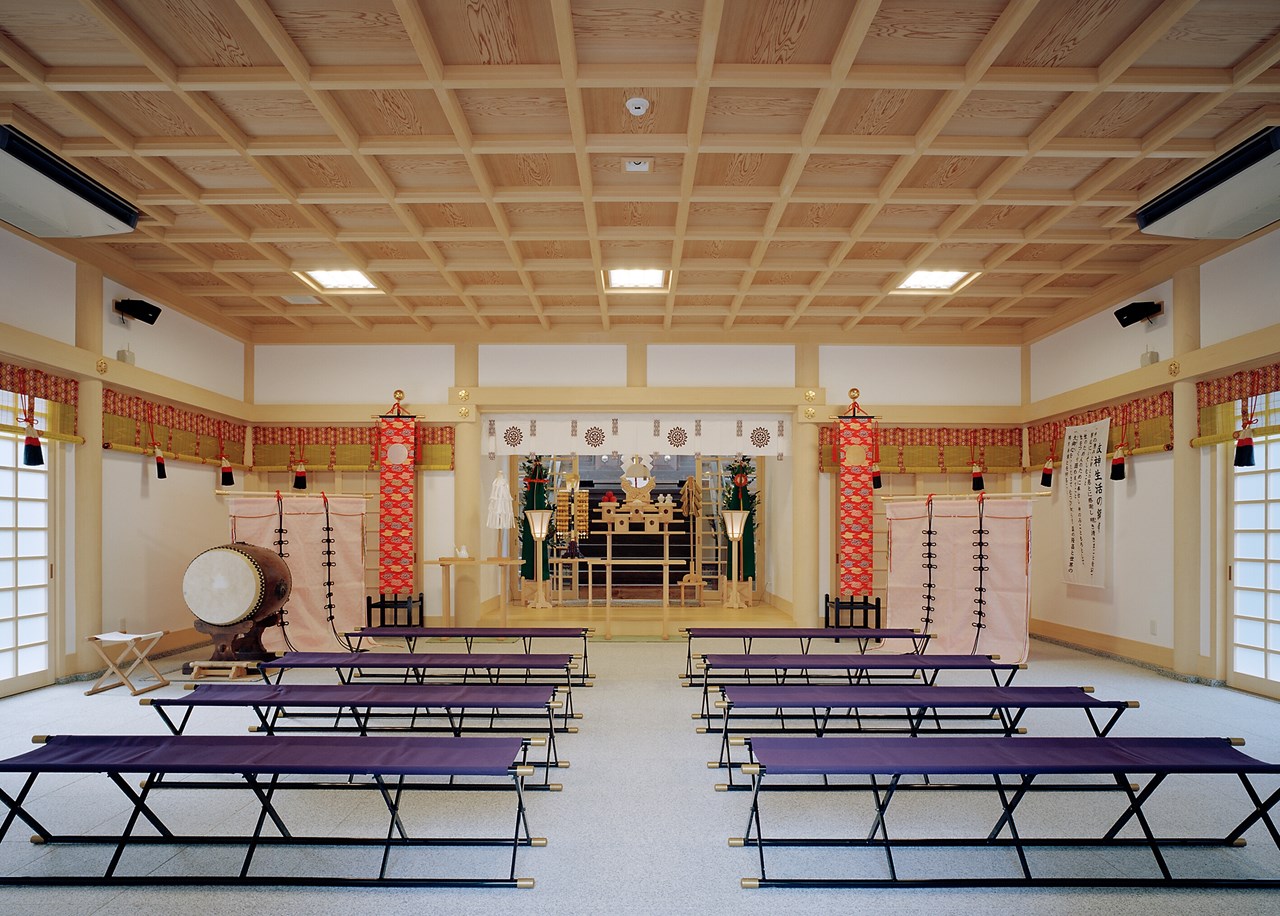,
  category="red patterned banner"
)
[836,415,875,597]
[378,416,417,594]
